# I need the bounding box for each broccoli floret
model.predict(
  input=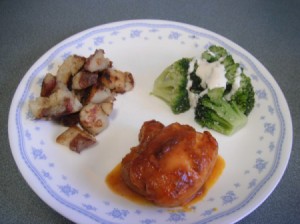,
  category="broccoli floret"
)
[189,63,204,94]
[195,89,248,135]
[202,47,239,85]
[200,44,255,112]
[202,45,228,62]
[223,55,240,85]
[151,44,255,136]
[229,72,255,116]
[152,58,191,114]
[194,50,255,135]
